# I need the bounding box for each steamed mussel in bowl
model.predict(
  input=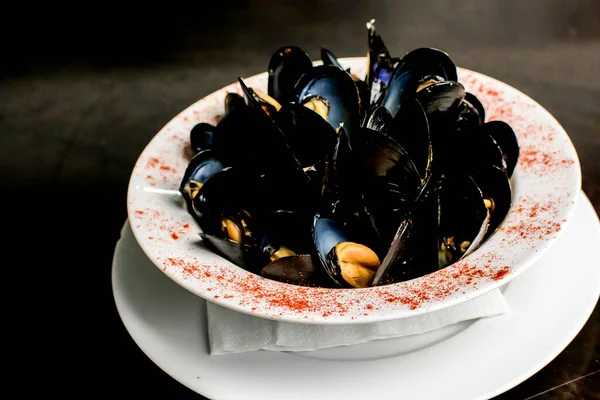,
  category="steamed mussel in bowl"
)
[179,20,520,289]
